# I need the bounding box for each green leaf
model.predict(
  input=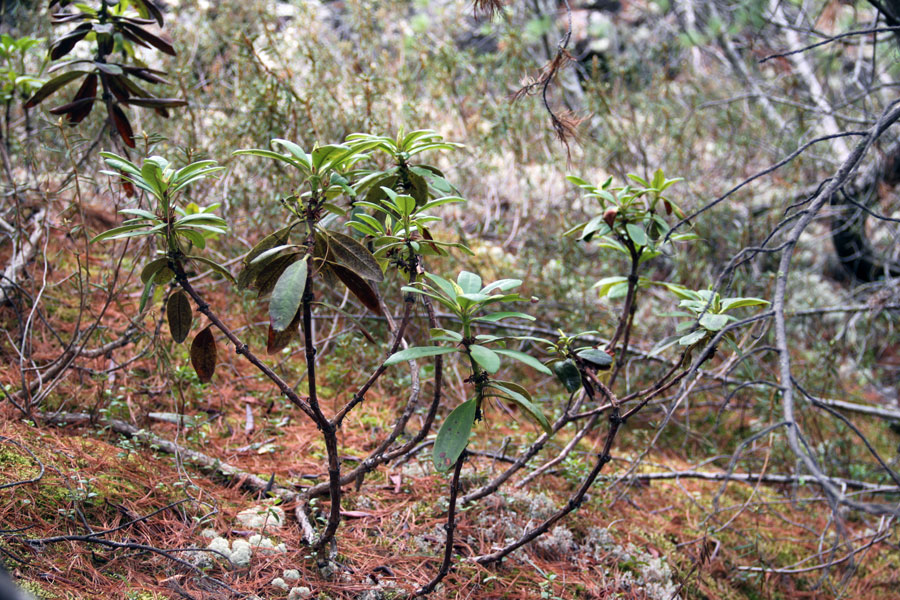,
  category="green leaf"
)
[480,279,522,294]
[394,193,416,216]
[423,273,458,301]
[607,282,629,299]
[249,244,299,266]
[489,383,551,433]
[553,359,582,393]
[166,290,192,343]
[269,257,308,332]
[140,257,168,284]
[153,267,174,285]
[655,282,701,301]
[627,173,649,187]
[140,157,166,198]
[493,349,551,375]
[699,313,730,331]
[187,255,235,283]
[430,328,463,342]
[138,277,154,313]
[433,399,476,472]
[469,344,500,374]
[474,311,535,323]
[593,276,628,297]
[625,223,648,247]
[238,224,296,289]
[271,138,310,167]
[582,216,611,240]
[90,223,149,243]
[233,148,302,170]
[678,330,707,346]
[384,346,457,366]
[576,348,613,369]
[720,297,771,311]
[457,271,482,294]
